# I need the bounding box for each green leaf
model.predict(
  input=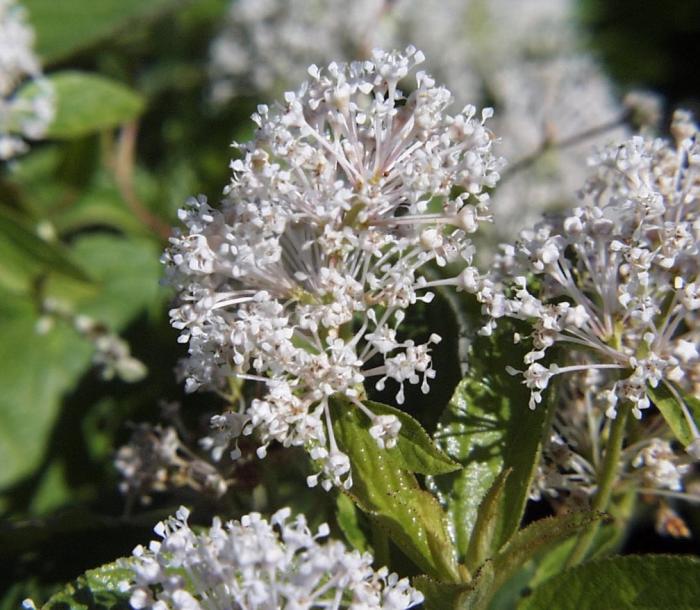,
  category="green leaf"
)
[429,324,555,562]
[648,384,700,449]
[459,512,605,610]
[363,400,460,475]
[529,491,635,588]
[0,234,162,489]
[520,555,700,610]
[464,469,510,571]
[19,72,145,139]
[330,398,463,582]
[335,492,369,553]
[0,293,91,490]
[0,205,91,285]
[42,559,132,609]
[25,0,182,63]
